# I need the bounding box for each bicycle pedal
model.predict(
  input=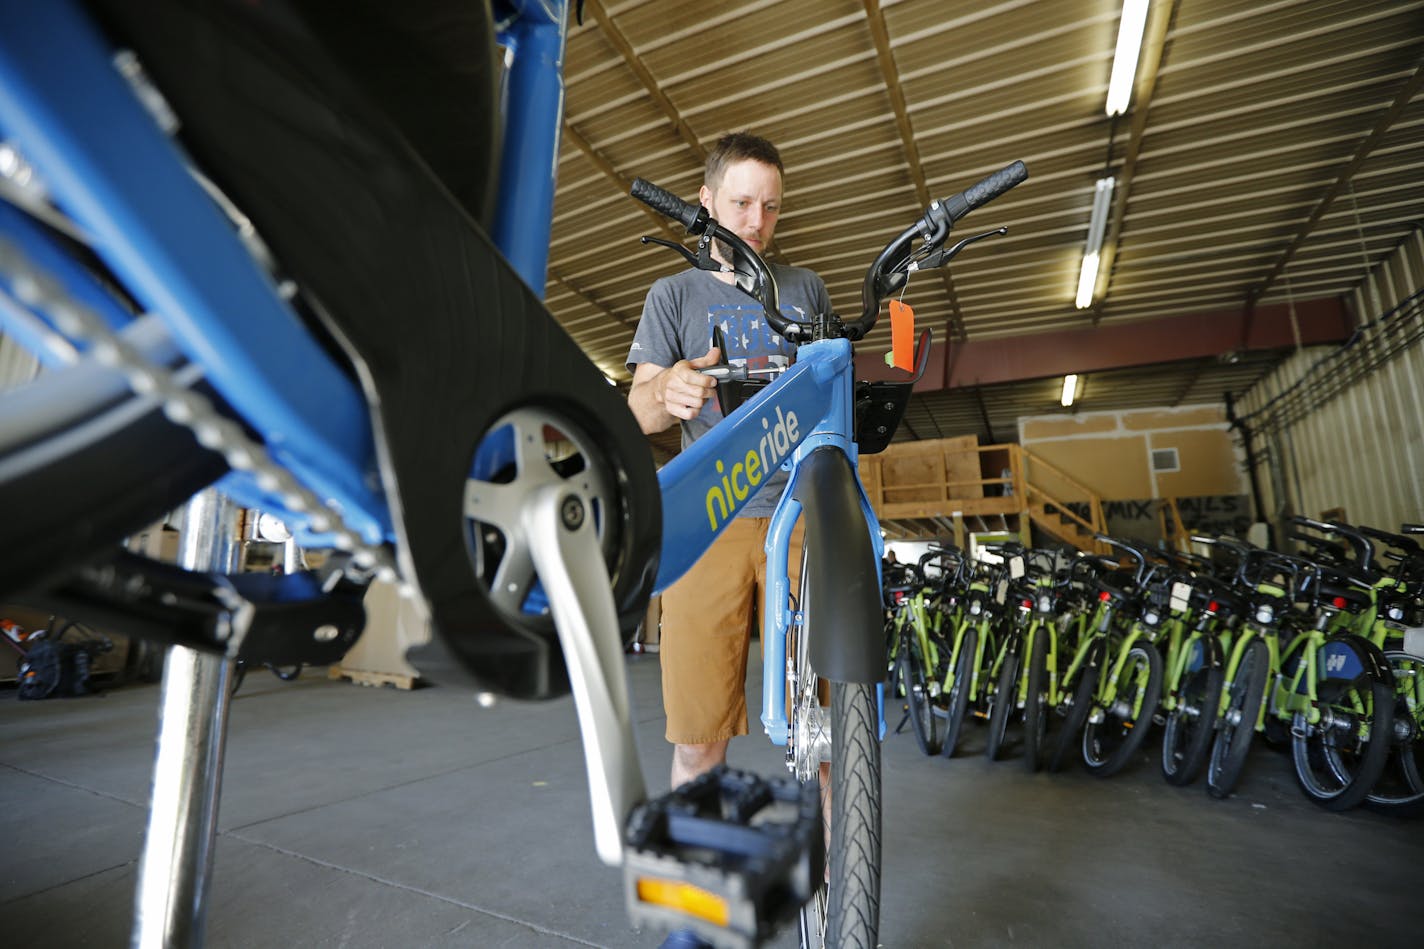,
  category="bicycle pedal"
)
[624,766,823,949]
